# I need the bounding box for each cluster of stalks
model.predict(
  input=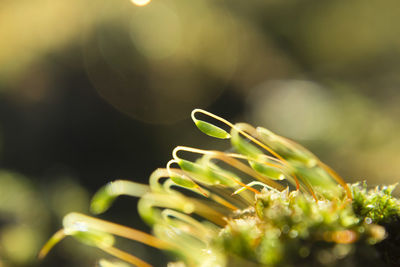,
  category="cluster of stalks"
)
[40,109,400,266]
